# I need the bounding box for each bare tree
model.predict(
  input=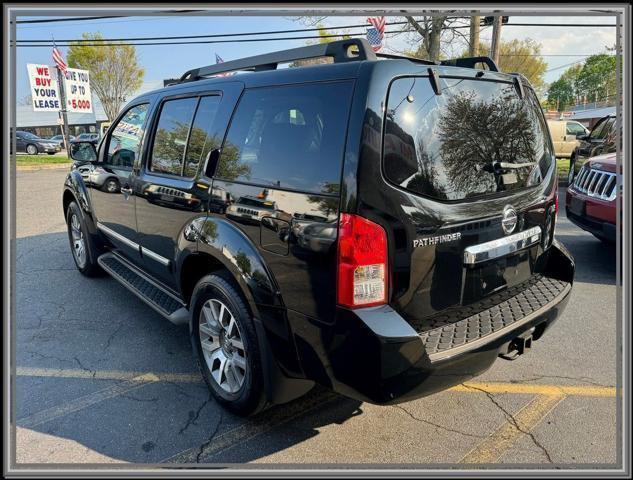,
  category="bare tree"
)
[292,14,472,62]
